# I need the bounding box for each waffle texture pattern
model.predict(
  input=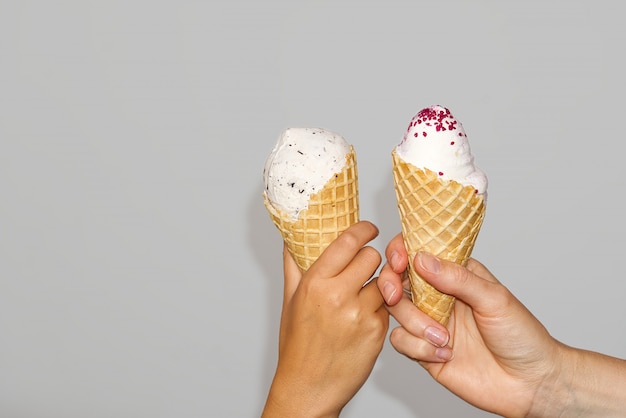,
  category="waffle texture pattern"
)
[264,147,359,272]
[392,151,486,325]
